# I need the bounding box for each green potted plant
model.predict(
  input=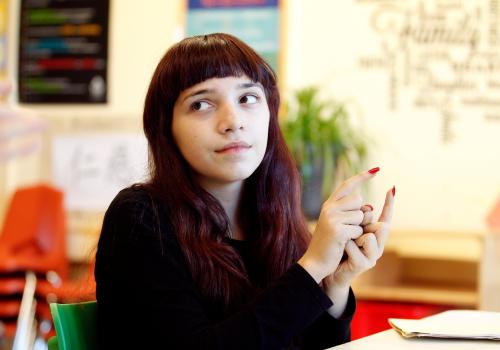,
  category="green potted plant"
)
[281,87,368,219]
